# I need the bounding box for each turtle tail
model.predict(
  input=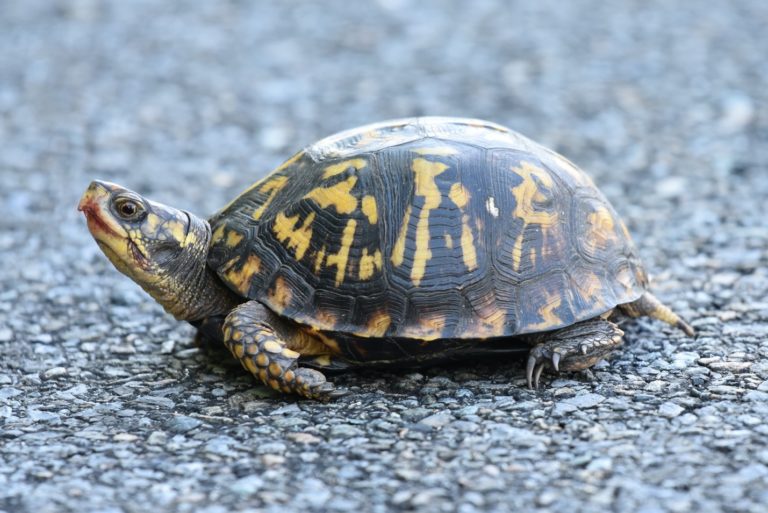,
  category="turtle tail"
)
[620,292,695,336]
